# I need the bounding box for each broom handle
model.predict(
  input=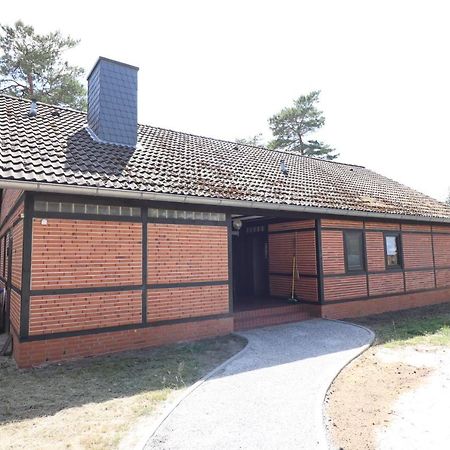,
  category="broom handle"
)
[291,255,296,298]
